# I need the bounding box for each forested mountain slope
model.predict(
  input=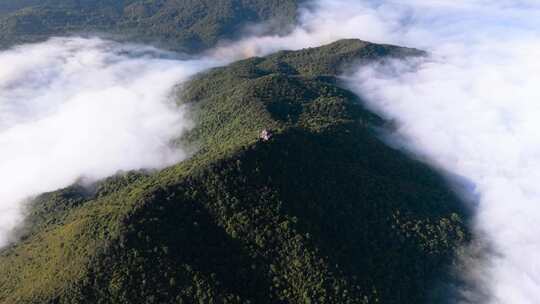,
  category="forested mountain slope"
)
[0,39,469,303]
[0,0,299,51]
